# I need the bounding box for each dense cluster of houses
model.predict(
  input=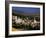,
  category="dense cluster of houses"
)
[12,15,40,30]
